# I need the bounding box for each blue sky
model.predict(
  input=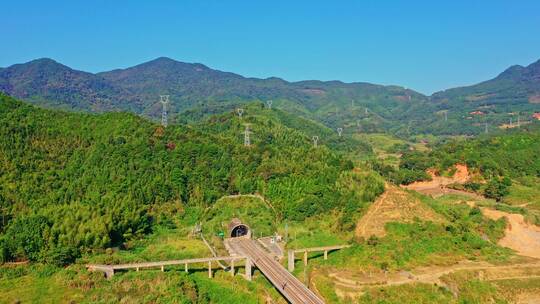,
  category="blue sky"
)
[2,1,540,94]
